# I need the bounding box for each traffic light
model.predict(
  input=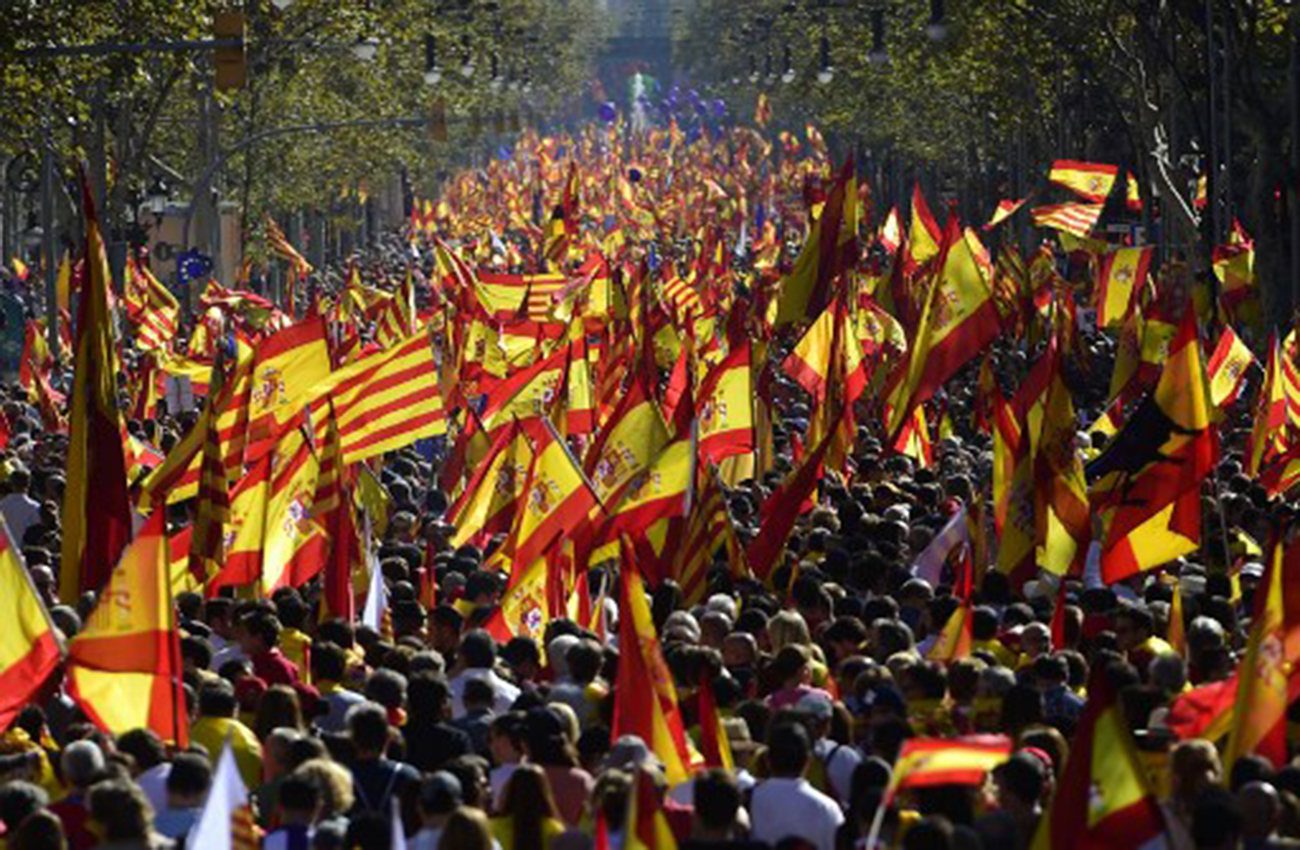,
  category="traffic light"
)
[213,10,245,91]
